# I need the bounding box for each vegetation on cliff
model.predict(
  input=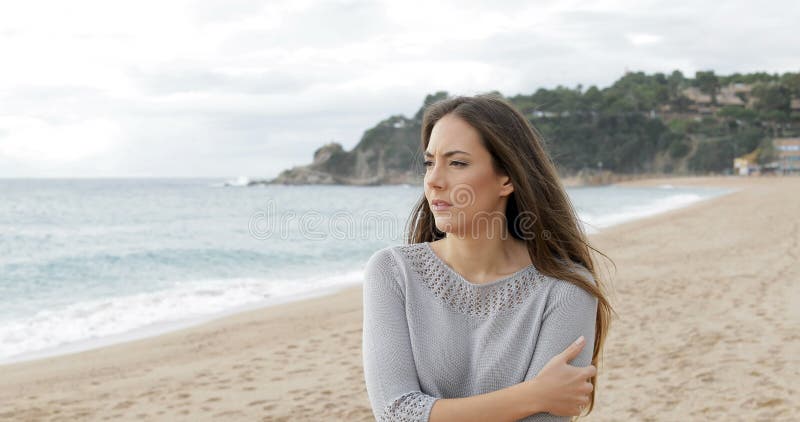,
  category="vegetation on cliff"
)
[265,70,799,185]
